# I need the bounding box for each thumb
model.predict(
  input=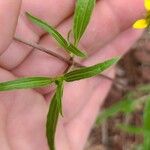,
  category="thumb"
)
[0,0,21,54]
